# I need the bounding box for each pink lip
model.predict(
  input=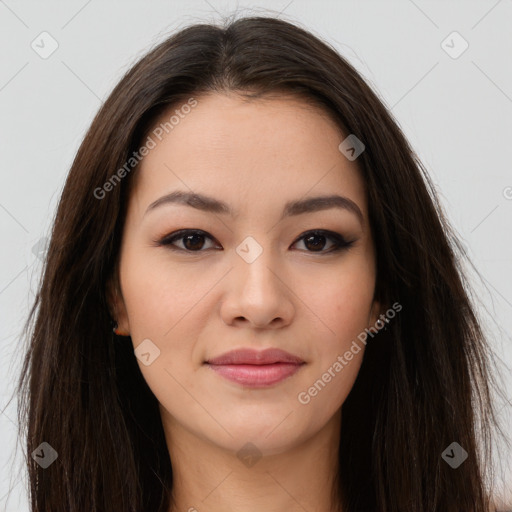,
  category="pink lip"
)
[205,348,305,388]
